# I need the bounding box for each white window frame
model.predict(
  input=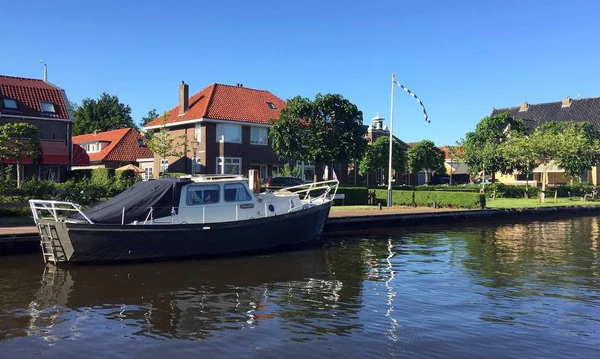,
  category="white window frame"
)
[2,98,18,109]
[250,127,268,146]
[186,184,221,206]
[296,161,315,182]
[216,123,242,144]
[40,101,56,113]
[194,124,201,142]
[144,166,153,180]
[216,157,242,175]
[83,142,101,153]
[160,158,169,173]
[223,183,252,202]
